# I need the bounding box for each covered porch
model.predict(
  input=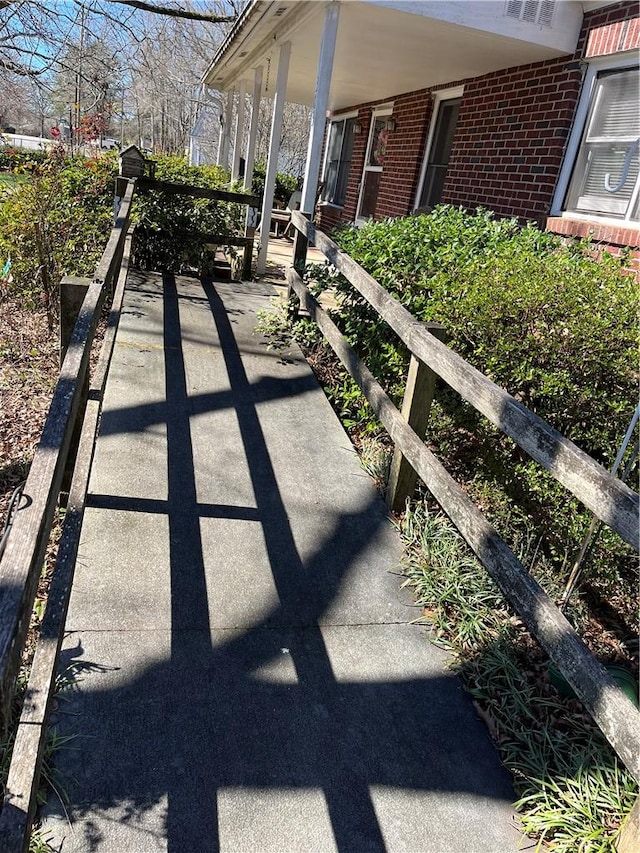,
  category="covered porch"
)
[200,0,584,271]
